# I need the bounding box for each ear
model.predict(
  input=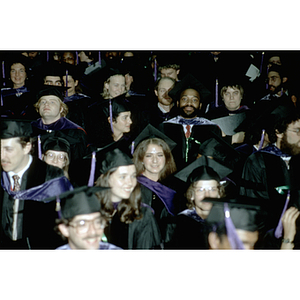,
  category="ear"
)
[275,129,283,140]
[58,223,70,238]
[282,77,288,83]
[23,142,32,155]
[176,69,180,75]
[75,80,79,87]
[199,102,202,110]
[104,82,109,91]
[154,89,158,97]
[208,232,221,249]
